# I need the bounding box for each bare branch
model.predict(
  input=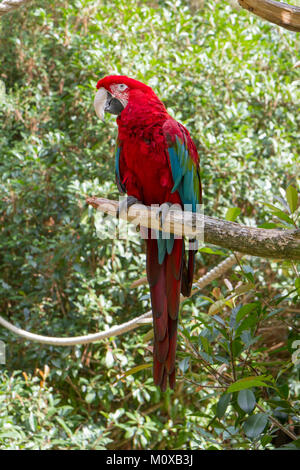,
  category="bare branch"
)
[0,253,243,345]
[238,0,300,32]
[87,196,300,261]
[0,309,153,346]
